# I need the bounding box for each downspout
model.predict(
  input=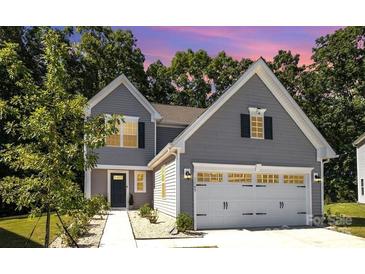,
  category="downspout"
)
[321,158,330,215]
